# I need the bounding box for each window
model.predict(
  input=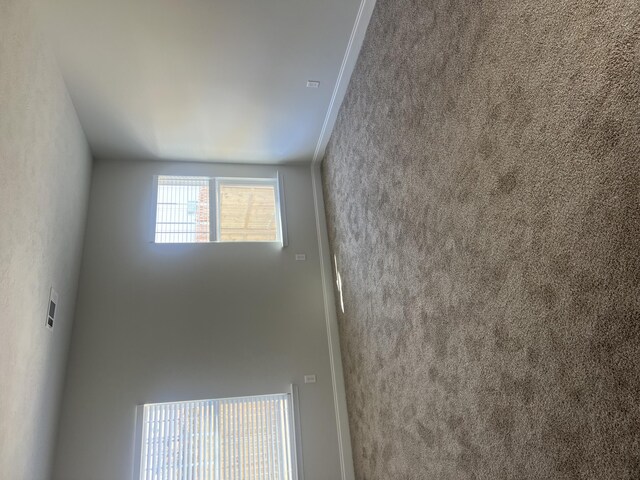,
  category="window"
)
[154,176,284,244]
[155,176,211,243]
[138,394,296,480]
